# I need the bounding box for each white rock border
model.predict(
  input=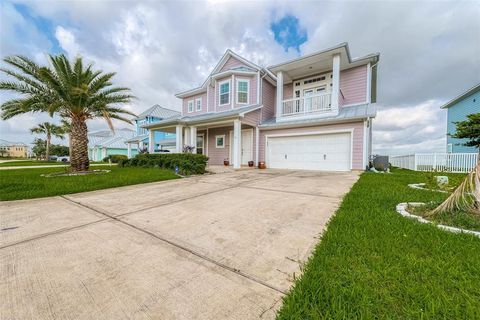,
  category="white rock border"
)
[408,183,448,193]
[396,202,480,238]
